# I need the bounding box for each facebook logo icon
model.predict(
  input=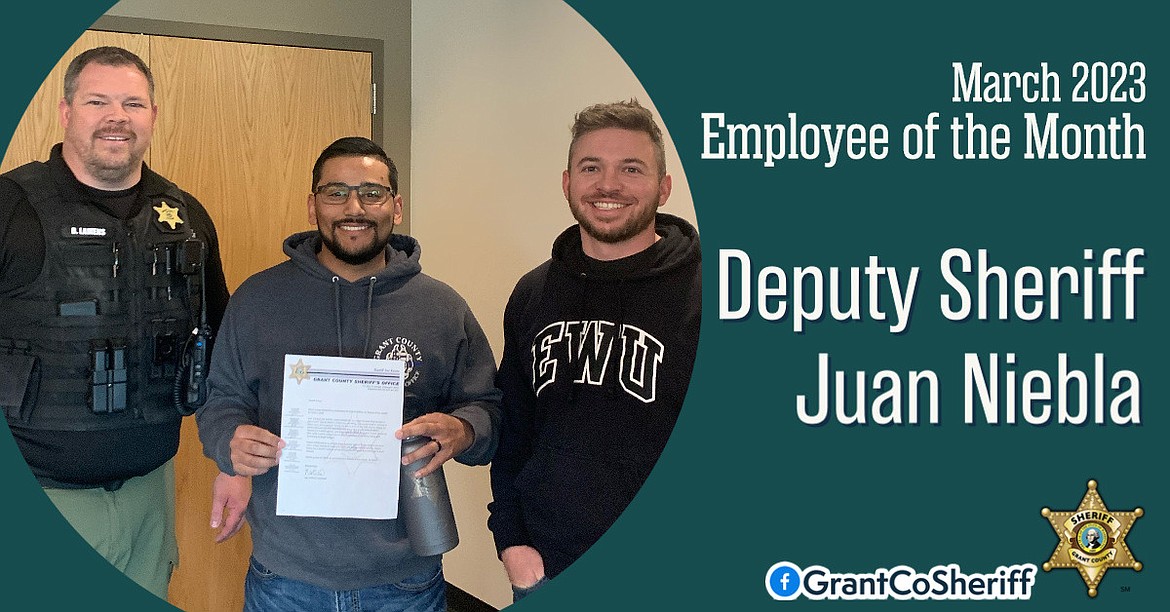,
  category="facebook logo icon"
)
[765,561,802,600]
